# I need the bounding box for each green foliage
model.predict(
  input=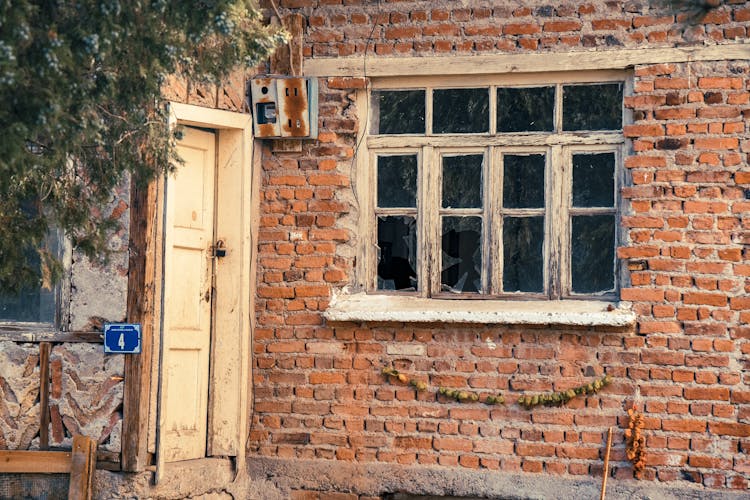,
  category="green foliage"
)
[0,0,284,293]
